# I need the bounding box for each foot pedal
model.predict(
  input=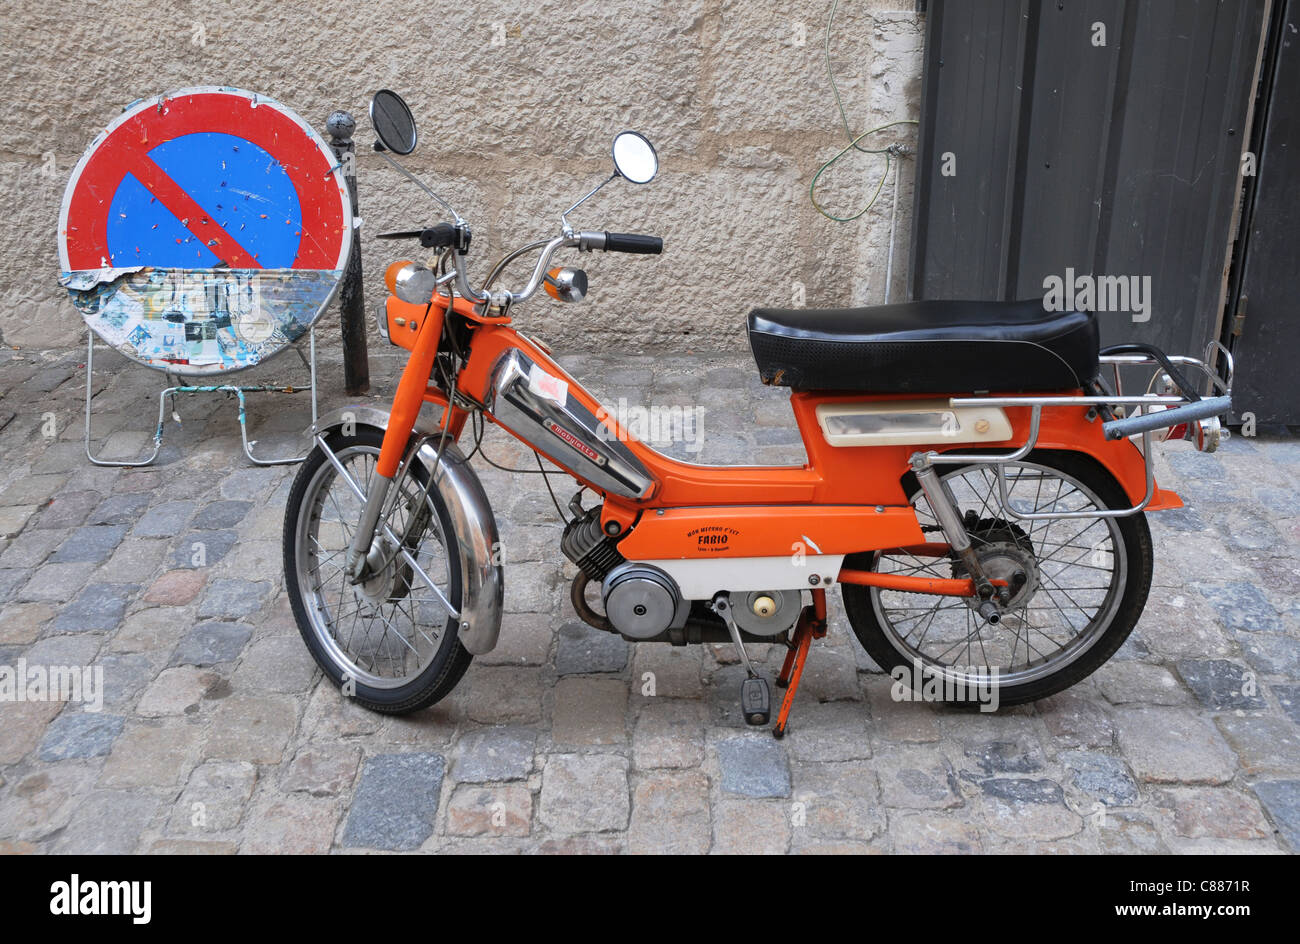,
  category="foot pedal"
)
[741,675,771,726]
